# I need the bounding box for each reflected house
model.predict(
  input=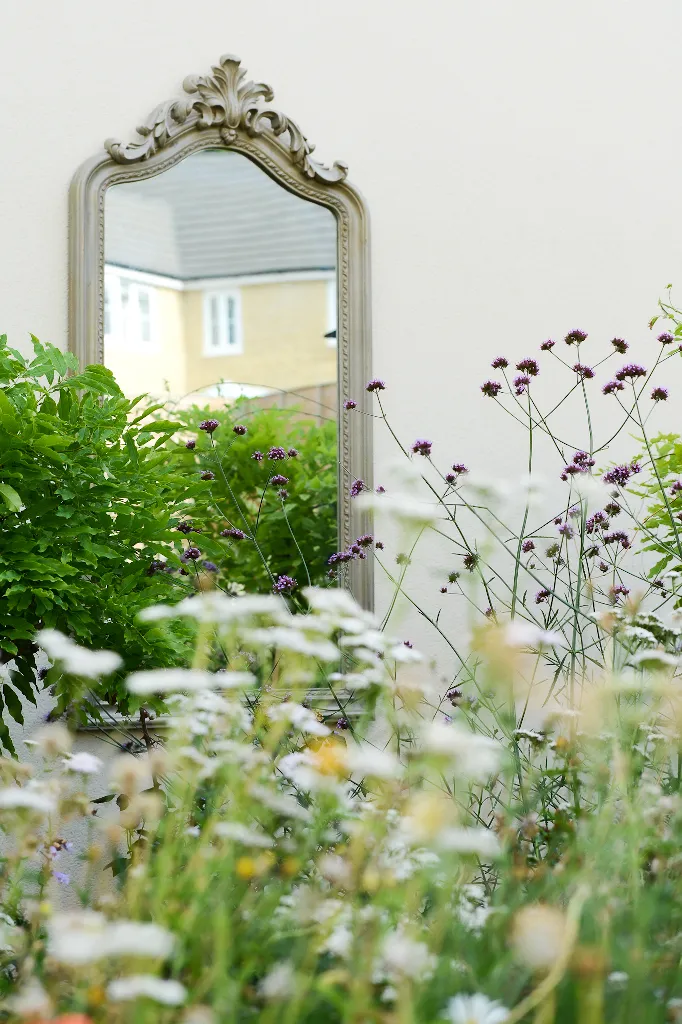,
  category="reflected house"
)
[104,150,337,416]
